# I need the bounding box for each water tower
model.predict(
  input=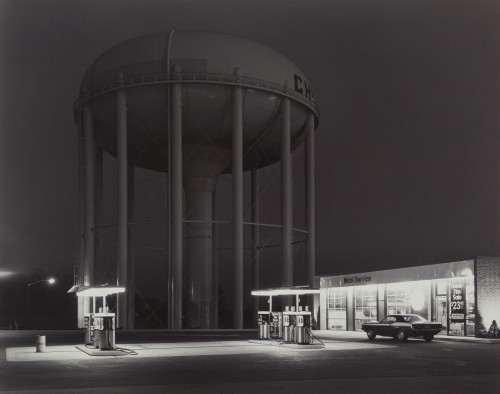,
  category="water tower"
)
[73,30,319,329]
